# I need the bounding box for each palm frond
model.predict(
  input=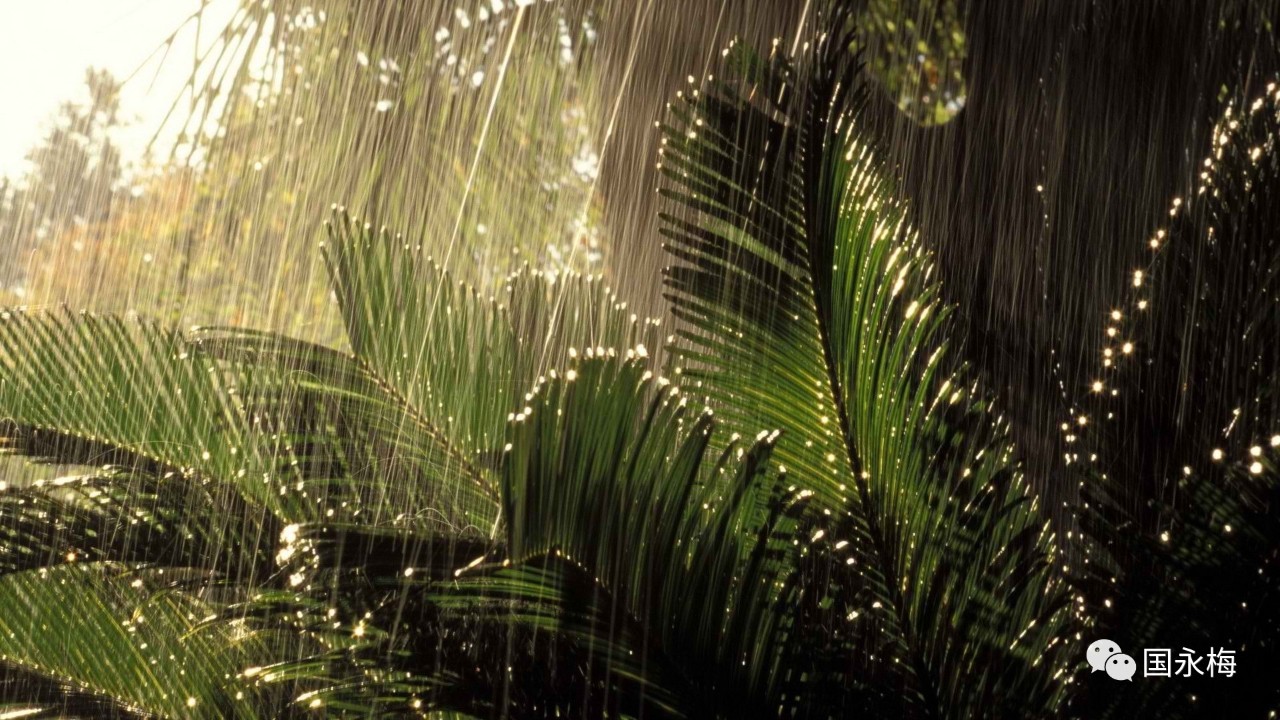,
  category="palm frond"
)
[197,351,788,712]
[192,328,499,537]
[0,661,141,719]
[0,563,266,718]
[502,354,789,715]
[0,306,501,536]
[0,465,281,715]
[656,21,1069,717]
[321,212,659,524]
[0,215,672,715]
[1071,80,1280,718]
[0,310,250,483]
[203,355,783,717]
[0,467,271,582]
